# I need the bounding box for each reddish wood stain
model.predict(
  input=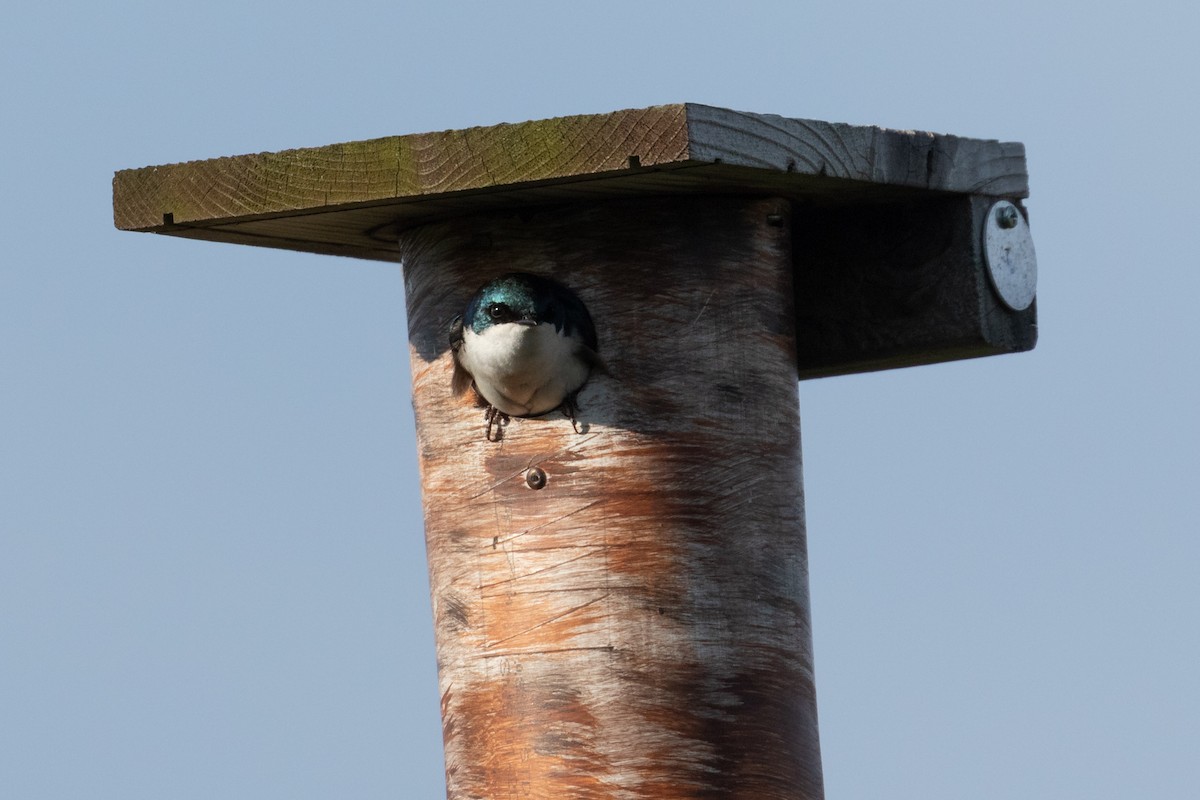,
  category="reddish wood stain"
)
[401,196,822,799]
